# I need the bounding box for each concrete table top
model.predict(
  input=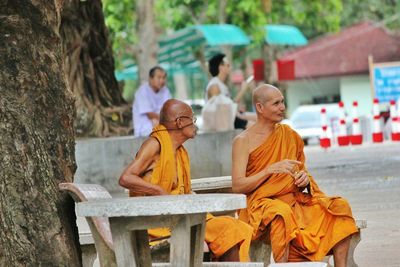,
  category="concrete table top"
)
[75,193,246,217]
